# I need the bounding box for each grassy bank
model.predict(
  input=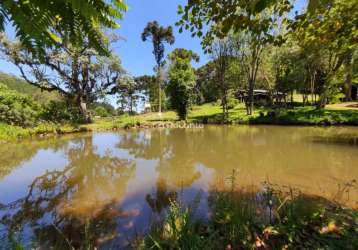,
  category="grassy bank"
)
[137,181,358,250]
[0,115,146,142]
[2,103,358,142]
[99,103,358,126]
[187,103,358,125]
